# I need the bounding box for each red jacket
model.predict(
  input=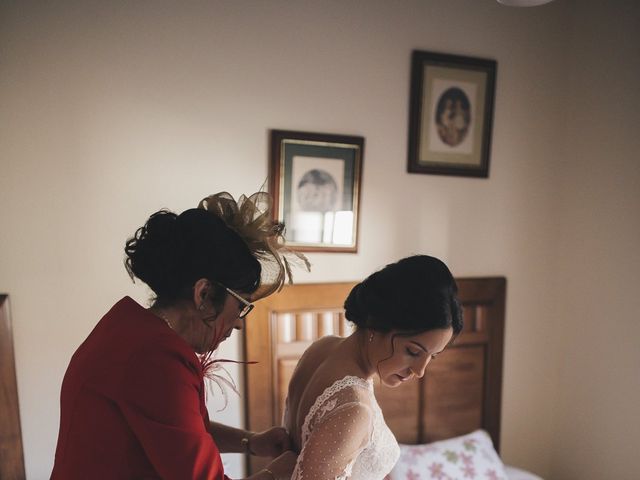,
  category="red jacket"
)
[51,297,230,480]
